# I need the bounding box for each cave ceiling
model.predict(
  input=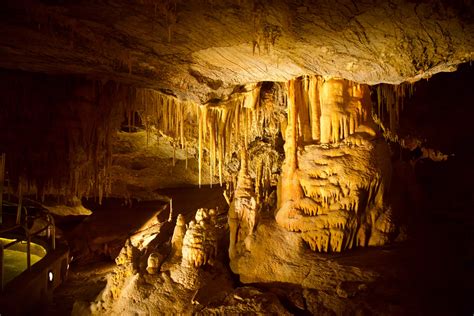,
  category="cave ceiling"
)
[0,0,473,102]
